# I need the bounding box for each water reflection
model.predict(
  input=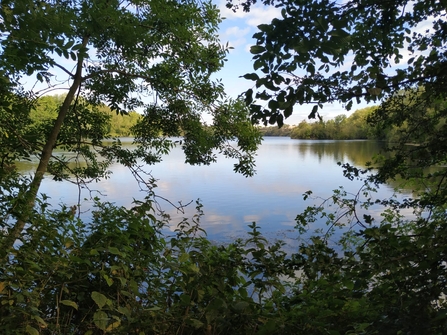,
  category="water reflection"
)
[19,138,399,242]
